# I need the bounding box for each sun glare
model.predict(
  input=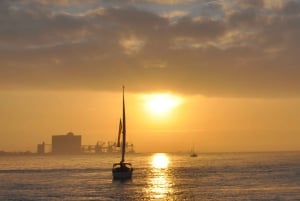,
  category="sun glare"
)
[143,93,182,116]
[152,153,169,169]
